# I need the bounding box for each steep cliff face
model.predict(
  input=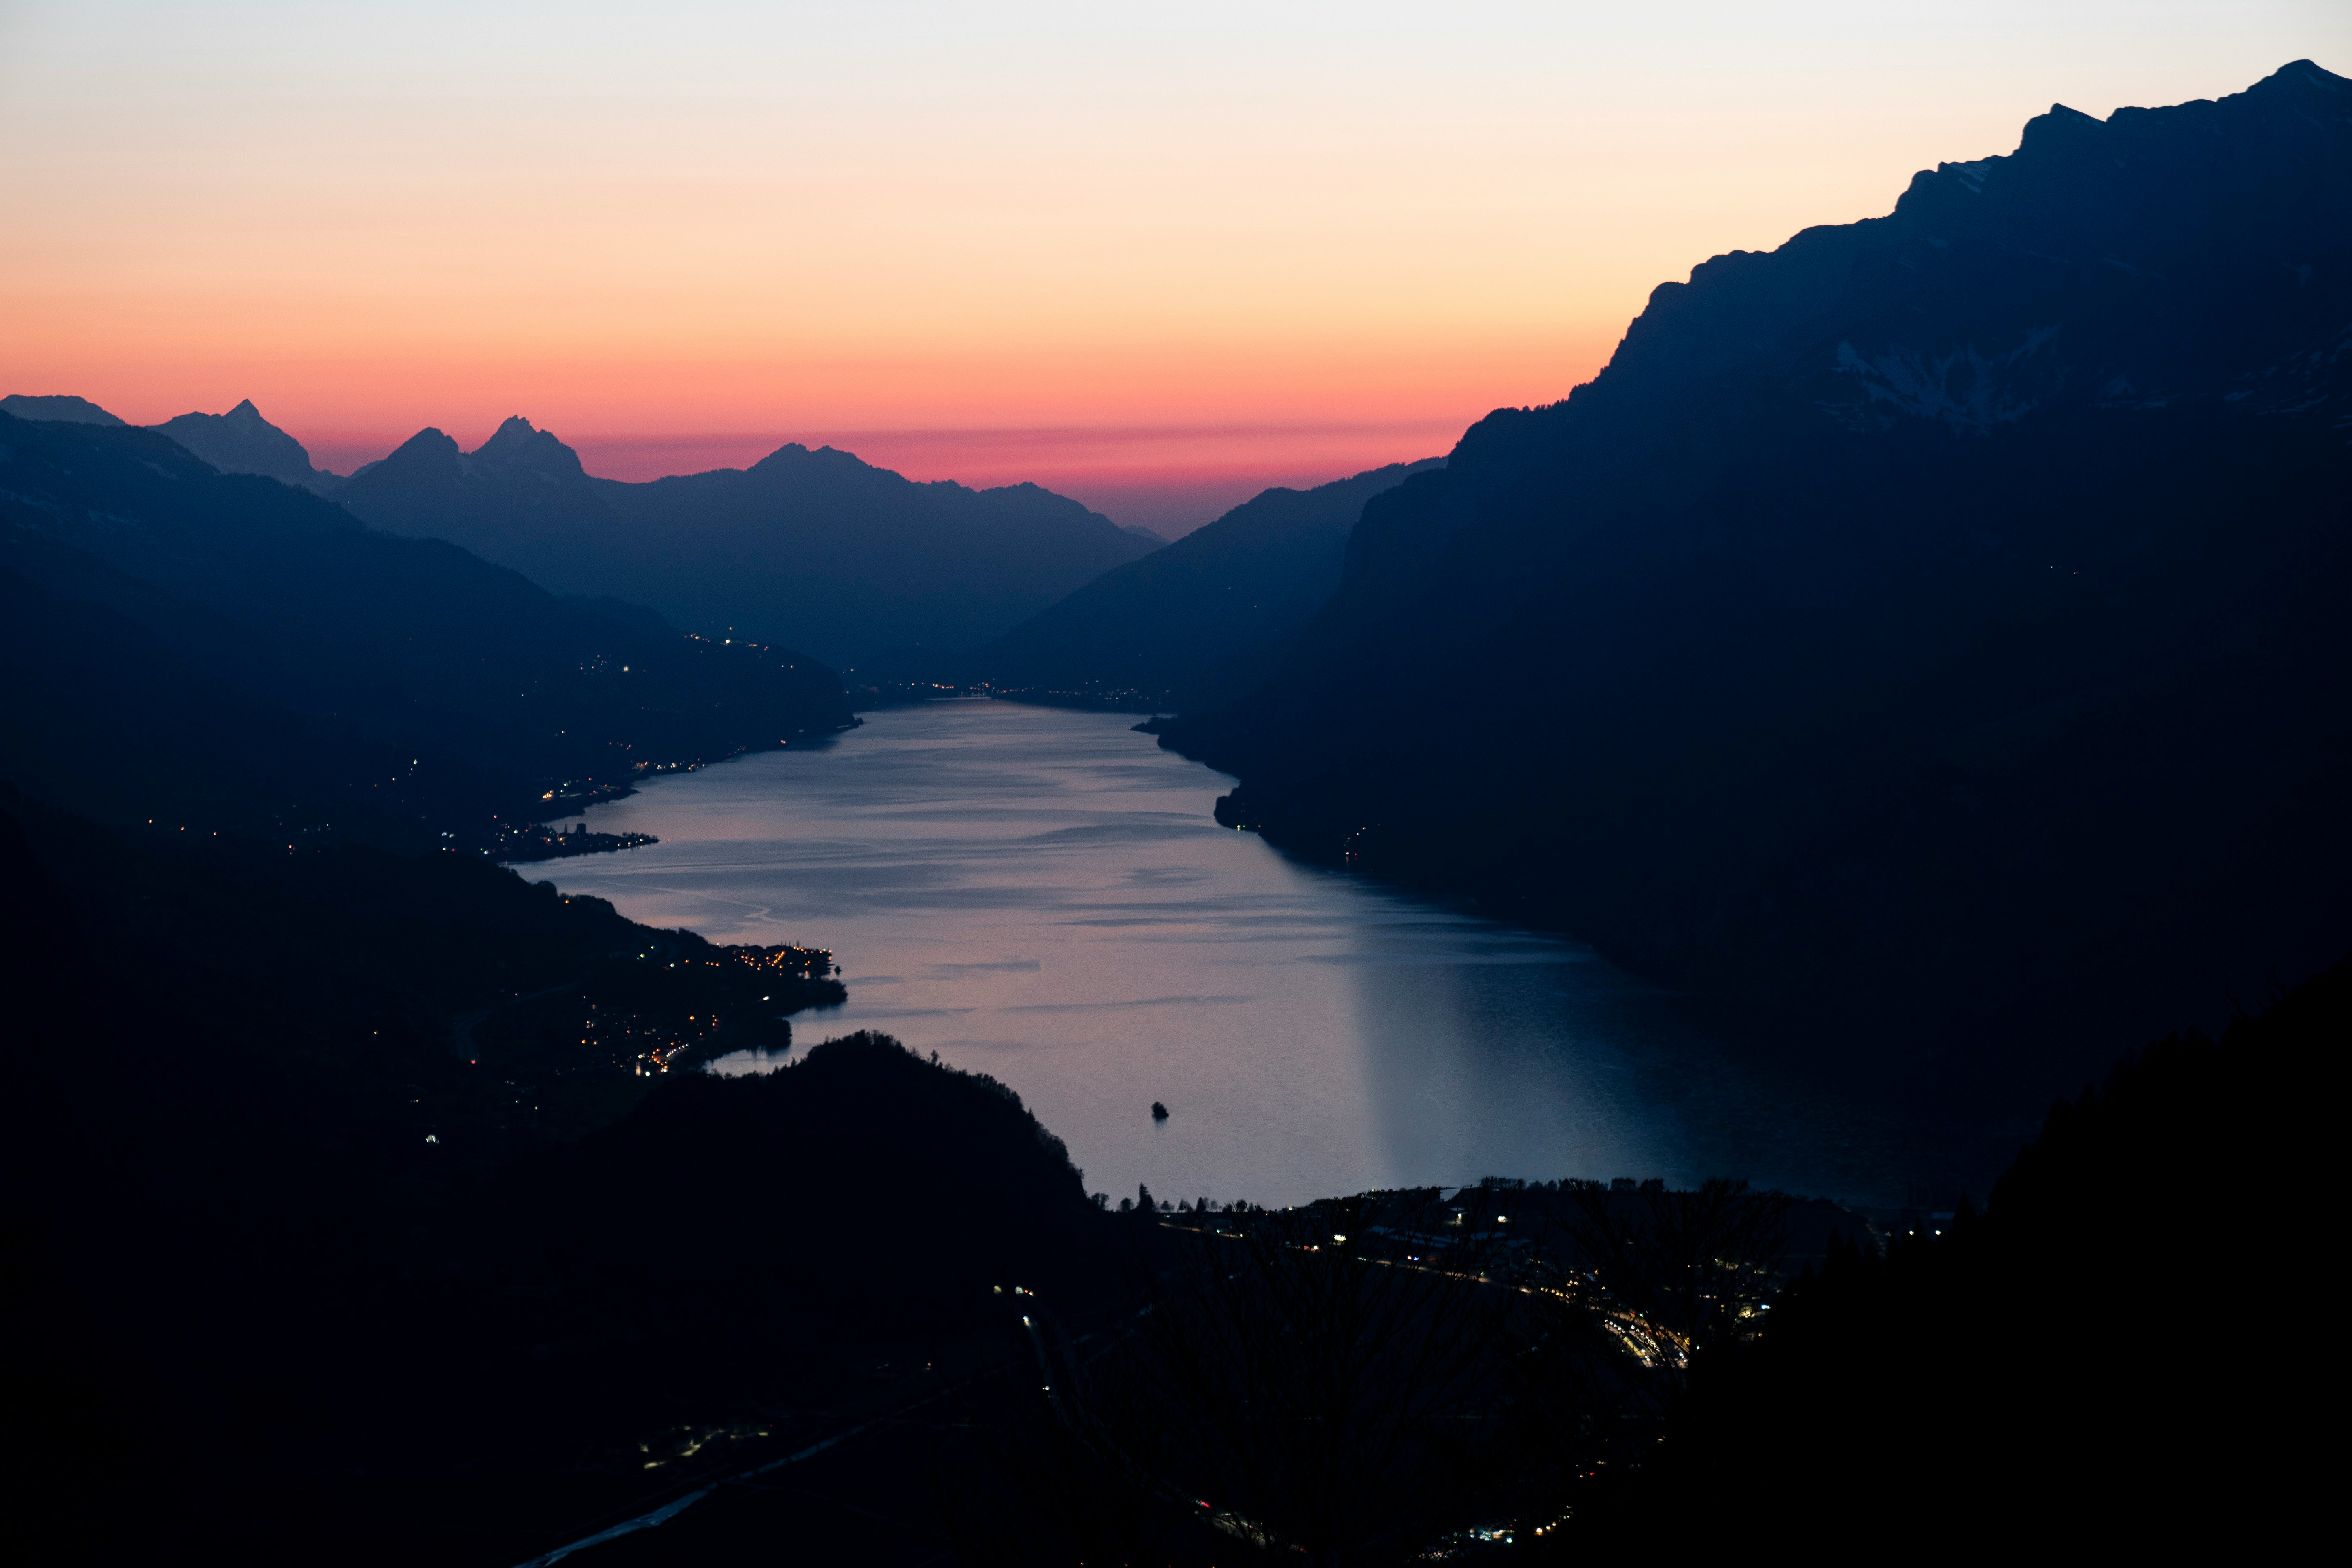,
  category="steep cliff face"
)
[1163,62,2352,1094]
